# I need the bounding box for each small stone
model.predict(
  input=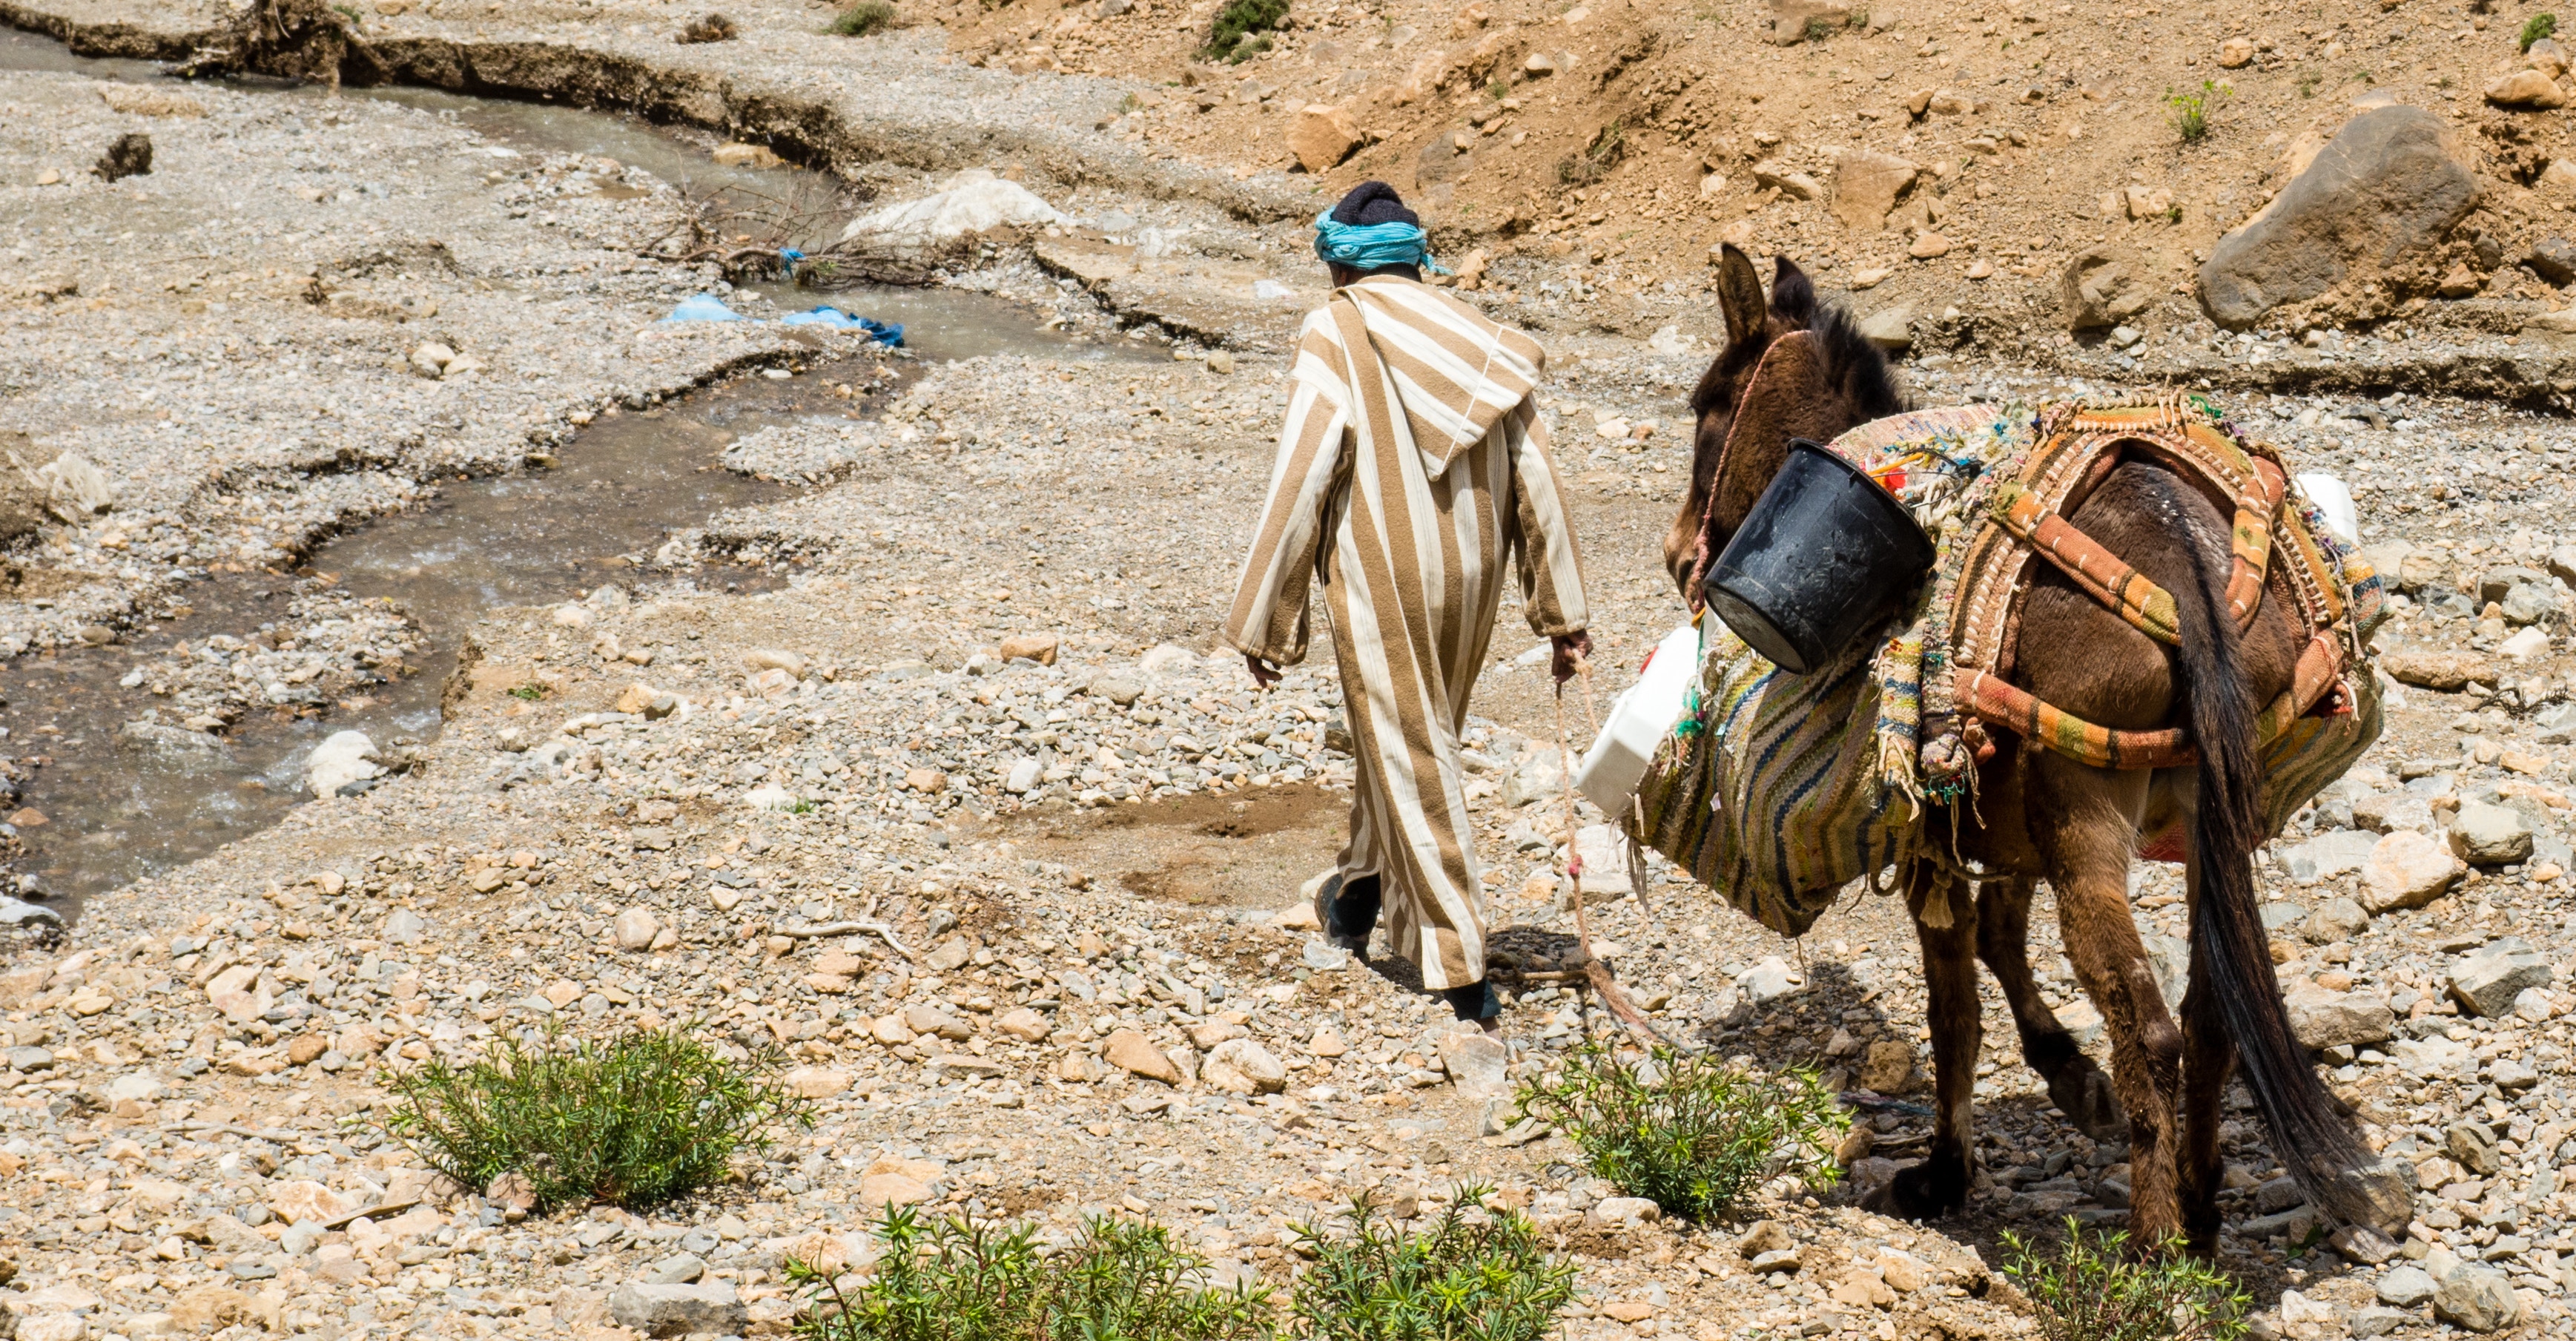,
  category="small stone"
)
[286,1035,328,1066]
[2361,830,2461,911]
[2284,987,2394,1050]
[1203,1038,1288,1093]
[2431,1266,2523,1331]
[998,633,1060,665]
[710,142,783,168]
[608,1281,747,1338]
[268,1179,352,1226]
[1739,1219,1792,1258]
[2449,802,2532,866]
[642,1253,707,1285]
[614,908,660,950]
[2219,36,2254,67]
[1589,1196,1662,1226]
[2448,941,2554,1018]
[2377,648,2496,691]
[1106,1029,1182,1084]
[1857,308,1913,351]
[1307,1025,1348,1057]
[2376,1264,2438,1308]
[782,1067,850,1099]
[2486,68,2569,109]
[905,767,948,794]
[1438,1029,1510,1098]
[1736,956,1802,1002]
[1751,1248,1803,1274]
[858,1171,933,1210]
[1907,231,1951,258]
[994,1006,1051,1041]
[2305,894,2370,942]
[1751,160,1823,201]
[1858,1040,1917,1093]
